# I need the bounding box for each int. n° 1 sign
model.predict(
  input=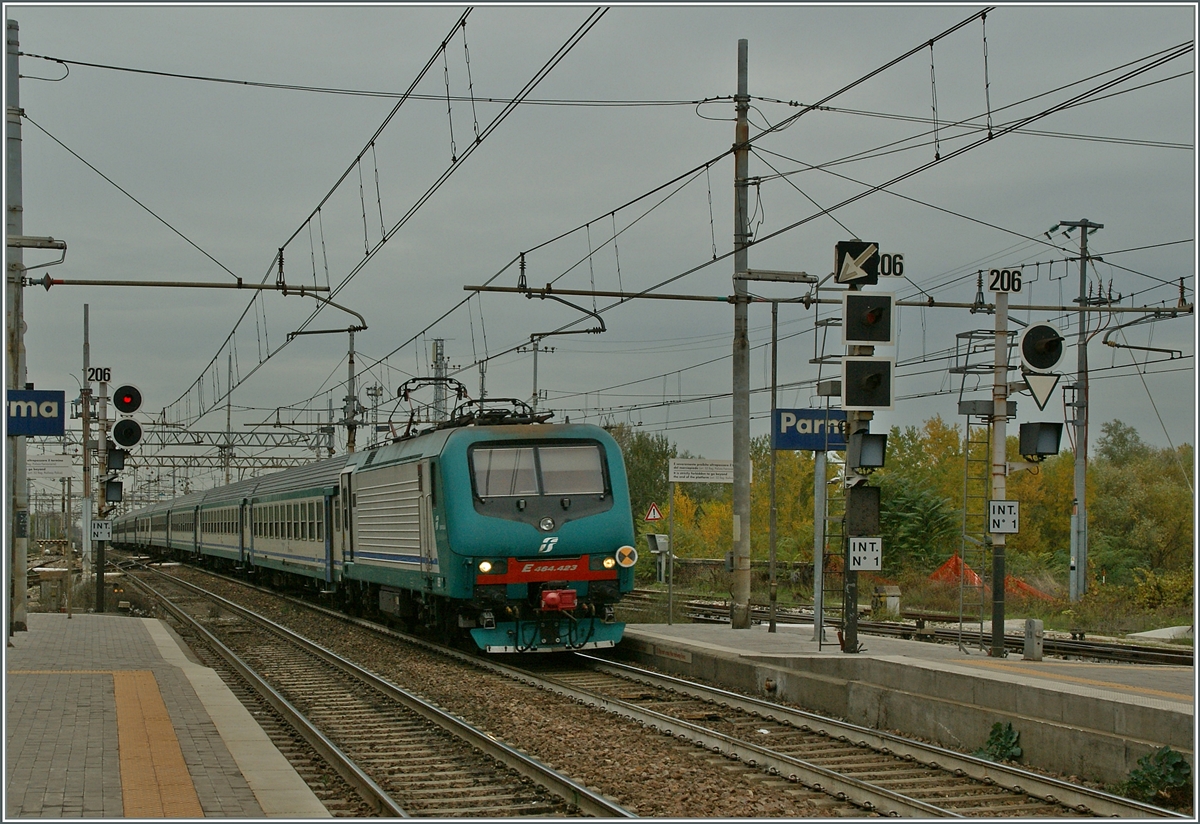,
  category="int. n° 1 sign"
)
[989,500,1020,534]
